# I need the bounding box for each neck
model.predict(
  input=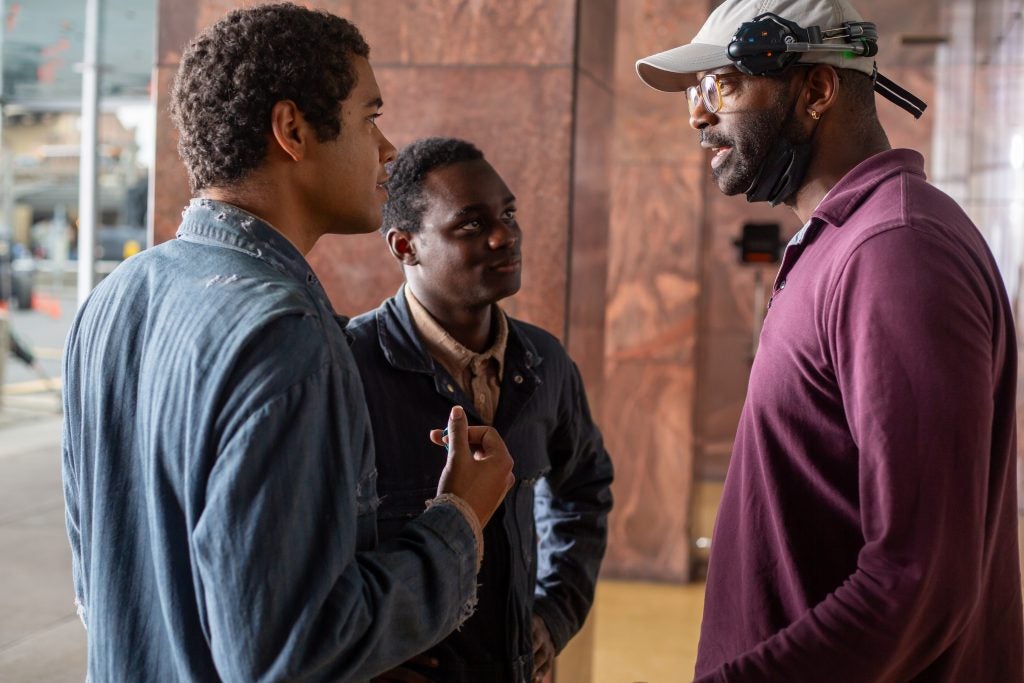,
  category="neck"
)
[408,283,494,353]
[788,124,891,223]
[201,177,322,255]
